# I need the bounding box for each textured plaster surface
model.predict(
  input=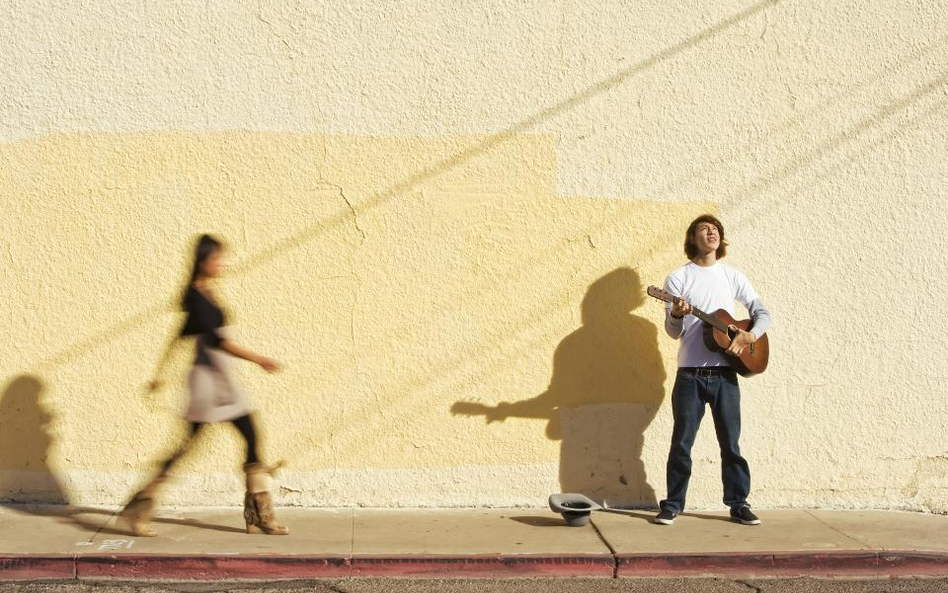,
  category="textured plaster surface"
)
[1,0,947,510]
